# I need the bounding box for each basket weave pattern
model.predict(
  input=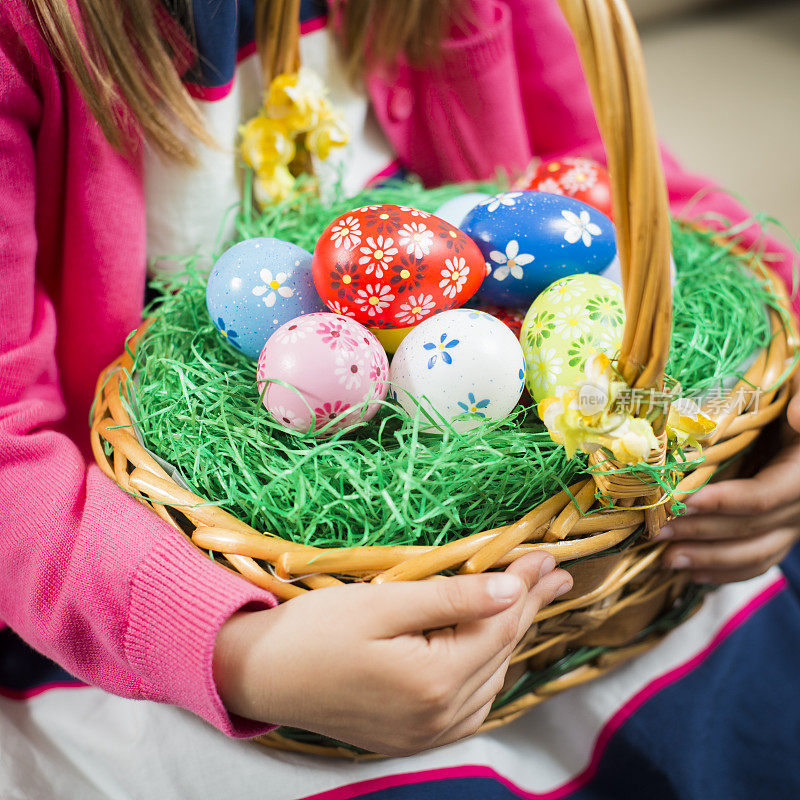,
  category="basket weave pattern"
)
[90,0,798,758]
